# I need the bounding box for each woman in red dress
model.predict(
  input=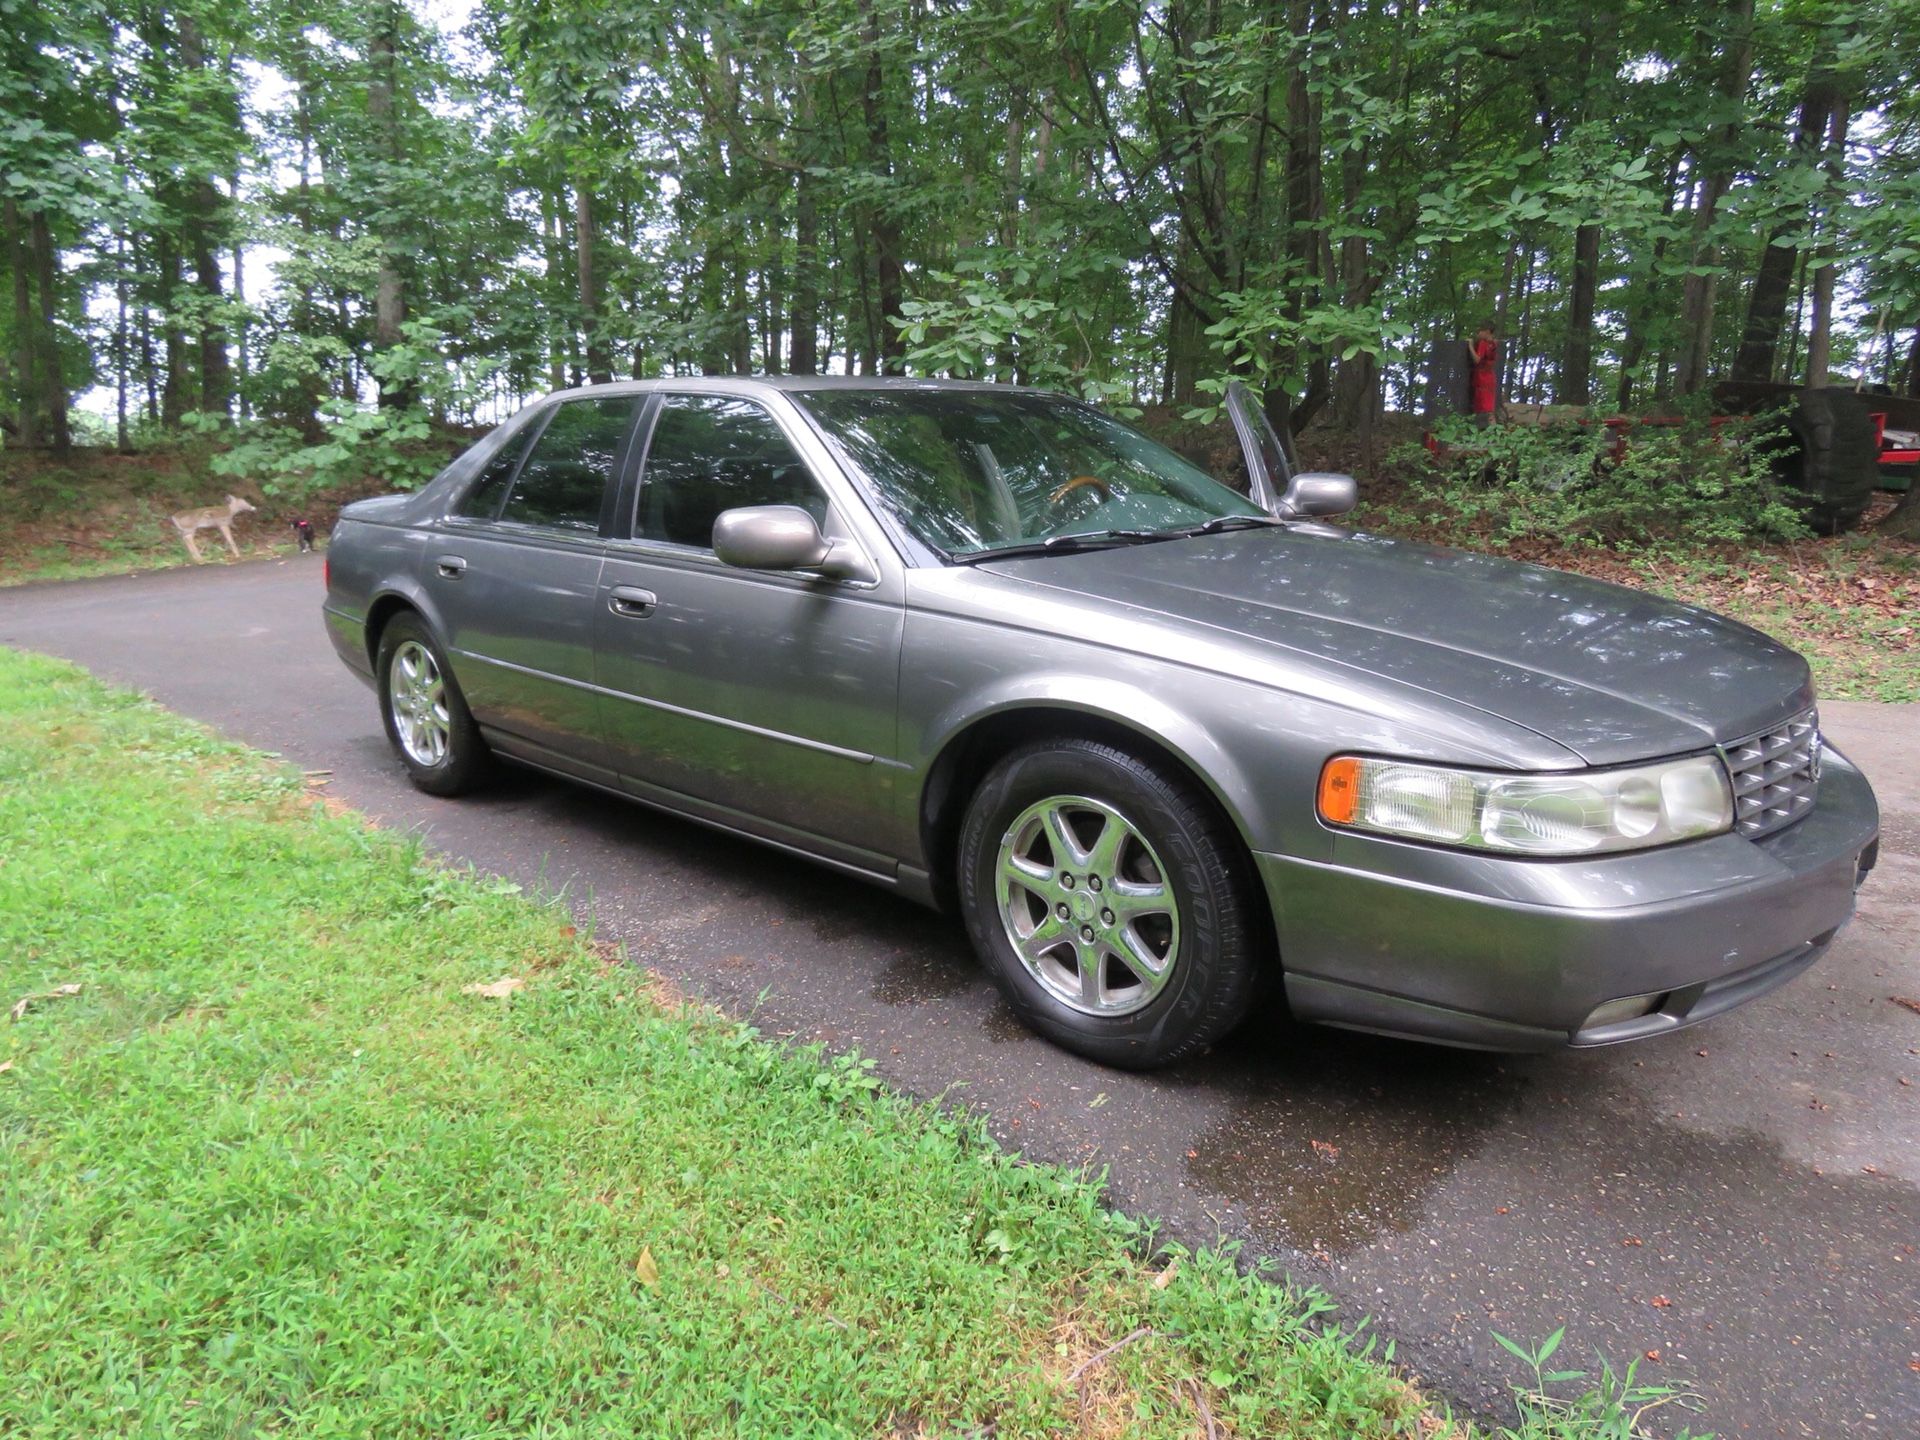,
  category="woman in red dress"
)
[1469,323,1498,427]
